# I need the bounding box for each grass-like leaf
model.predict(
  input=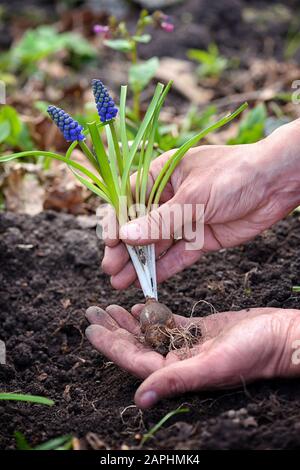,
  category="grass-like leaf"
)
[121,82,164,195]
[88,122,120,209]
[141,406,189,445]
[139,81,172,212]
[34,434,73,450]
[0,393,54,405]
[15,432,73,451]
[119,85,129,163]
[148,102,248,208]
